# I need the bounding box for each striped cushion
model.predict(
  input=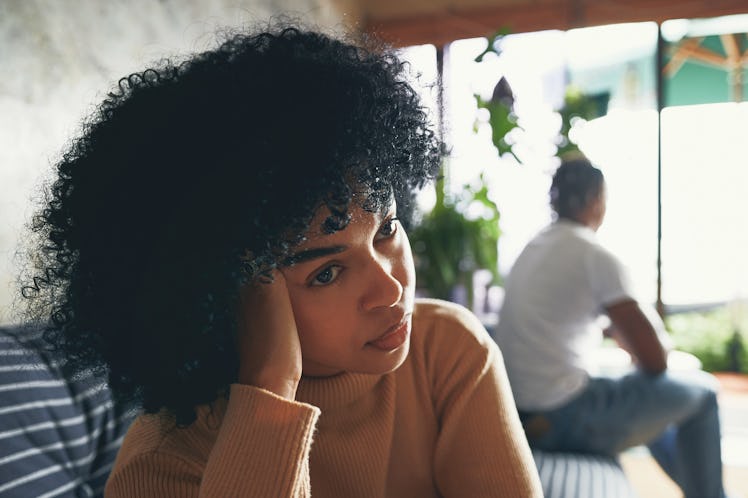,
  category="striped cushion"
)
[532,449,638,498]
[0,325,137,498]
